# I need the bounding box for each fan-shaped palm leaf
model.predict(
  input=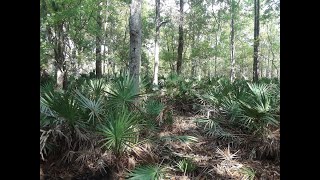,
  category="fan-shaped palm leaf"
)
[41,91,82,128]
[99,109,139,156]
[107,74,140,110]
[75,90,104,125]
[85,78,107,99]
[127,165,166,180]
